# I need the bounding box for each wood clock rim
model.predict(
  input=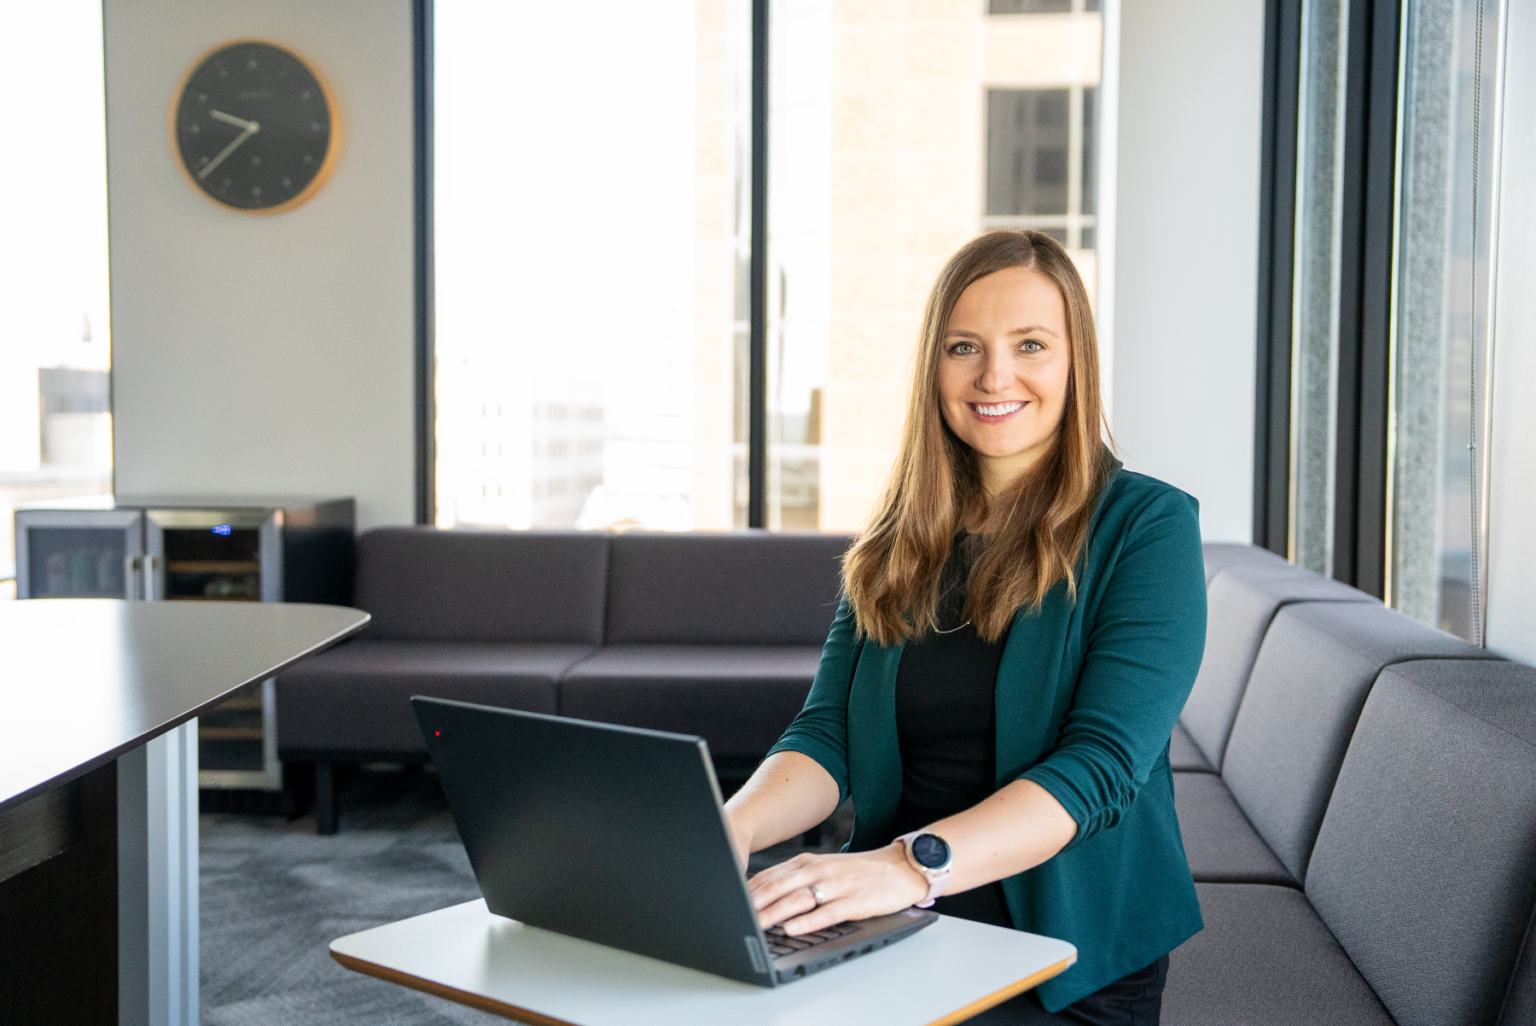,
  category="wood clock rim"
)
[168,37,342,216]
